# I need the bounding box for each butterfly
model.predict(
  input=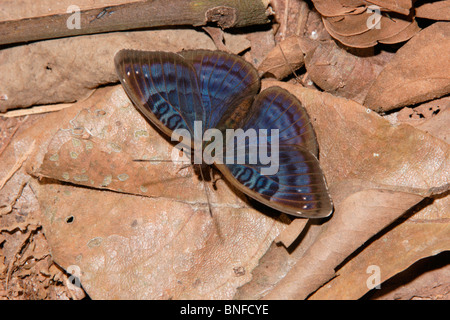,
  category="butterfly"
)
[114,49,333,218]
